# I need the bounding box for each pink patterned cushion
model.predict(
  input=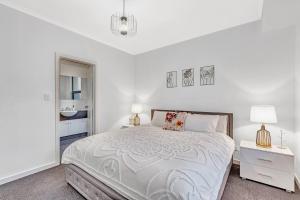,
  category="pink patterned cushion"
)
[163,112,187,131]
